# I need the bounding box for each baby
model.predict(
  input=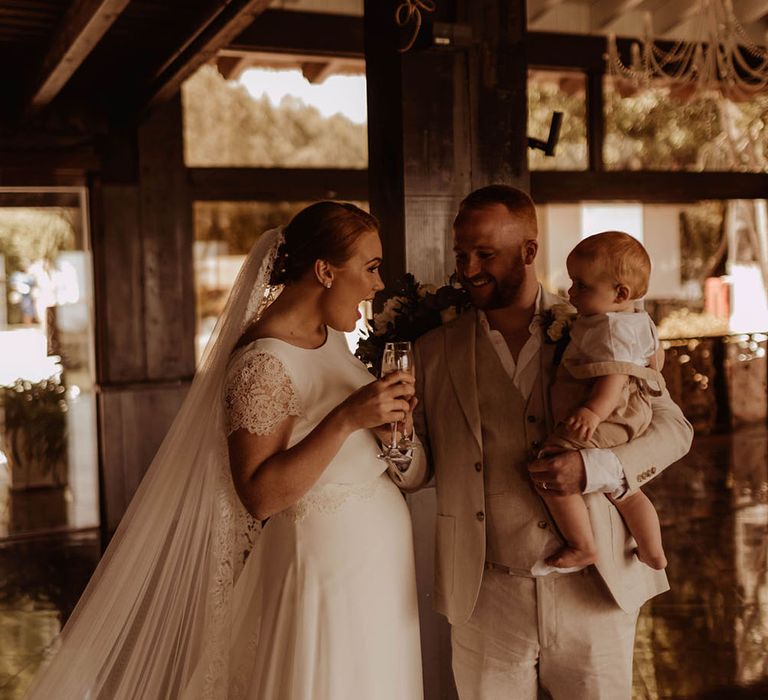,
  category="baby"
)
[539,231,667,571]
